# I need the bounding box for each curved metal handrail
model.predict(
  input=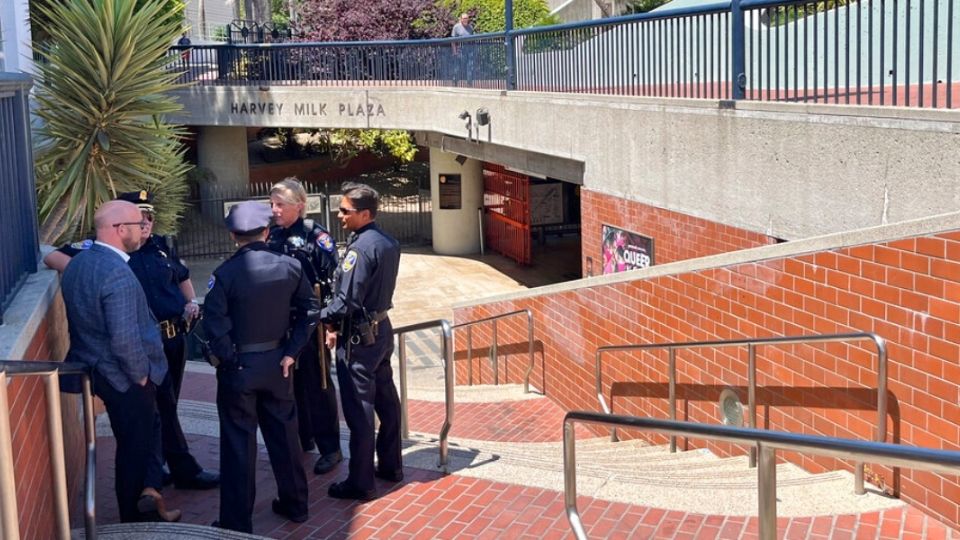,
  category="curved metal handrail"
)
[0,361,96,540]
[453,308,536,393]
[393,319,454,471]
[564,411,960,540]
[594,332,887,494]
